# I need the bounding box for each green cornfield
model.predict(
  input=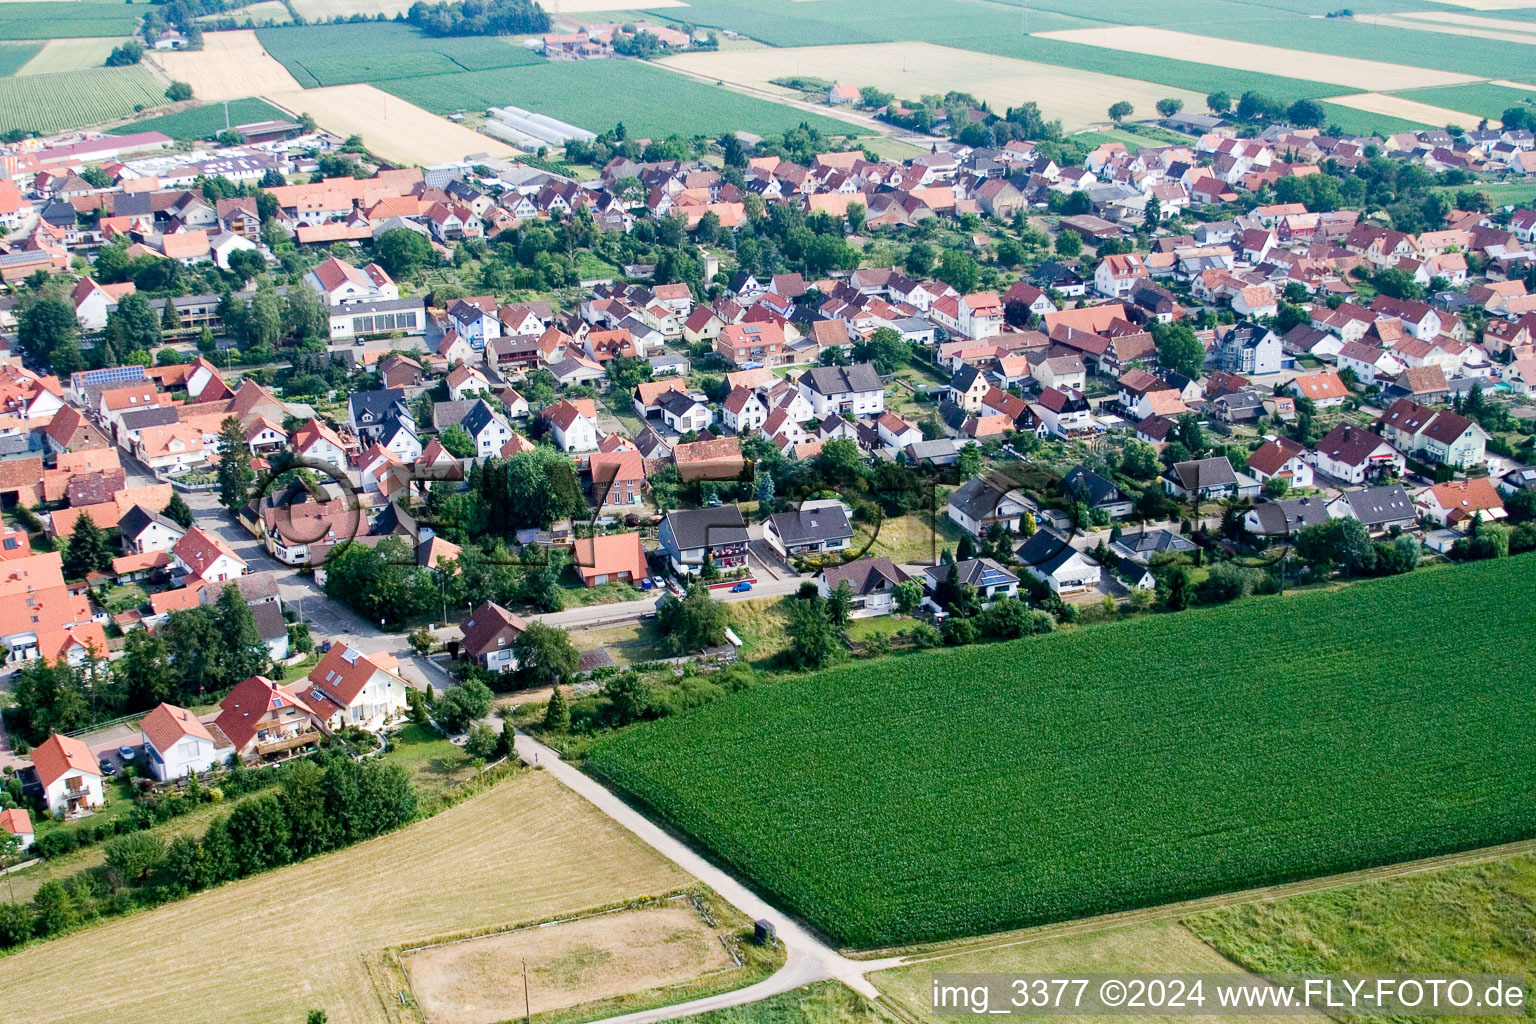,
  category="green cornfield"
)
[0,1,141,40]
[587,556,1536,949]
[0,66,168,135]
